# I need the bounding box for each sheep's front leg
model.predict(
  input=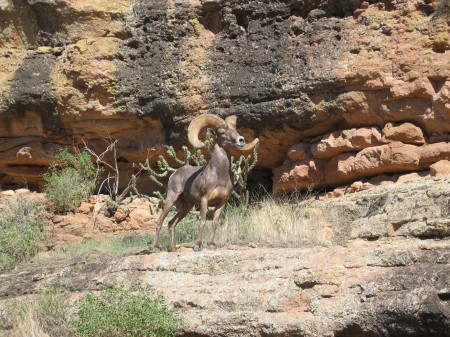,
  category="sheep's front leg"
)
[194,197,208,252]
